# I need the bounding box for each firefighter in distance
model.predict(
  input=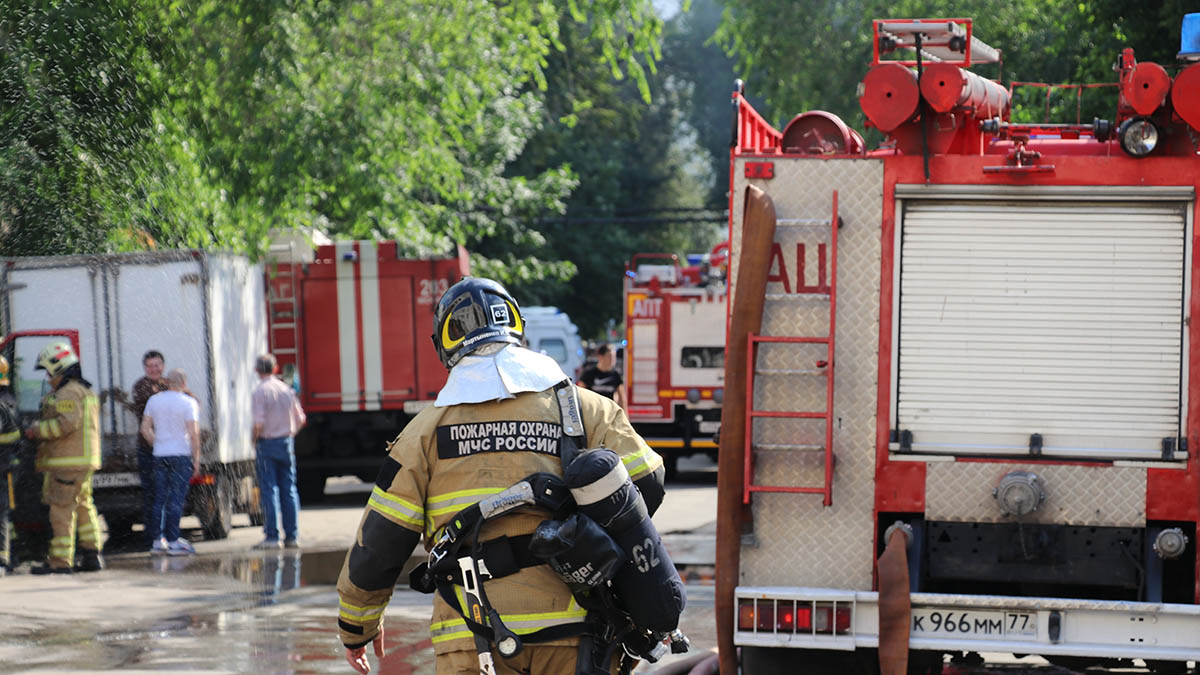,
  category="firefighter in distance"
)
[25,341,104,574]
[336,277,667,674]
[0,356,20,575]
